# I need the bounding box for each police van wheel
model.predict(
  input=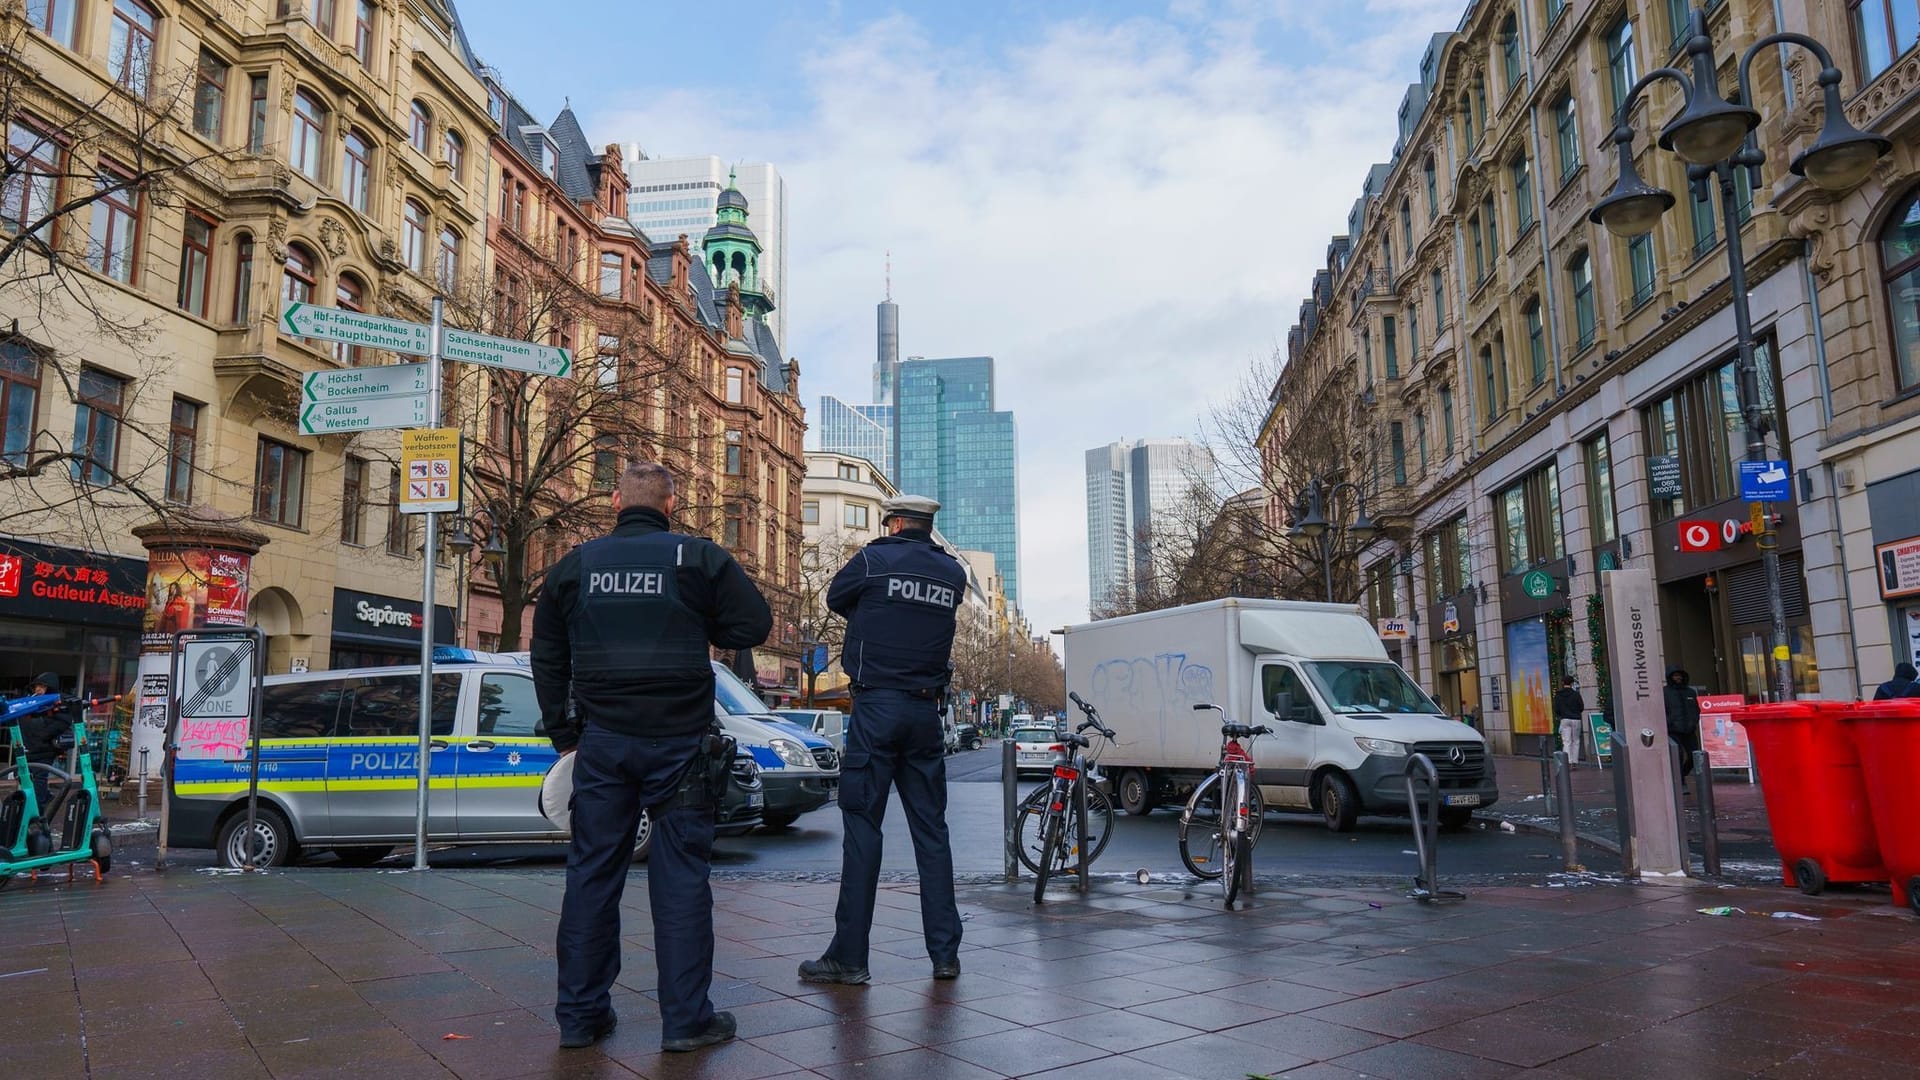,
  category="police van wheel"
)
[632,810,653,863]
[218,807,295,868]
